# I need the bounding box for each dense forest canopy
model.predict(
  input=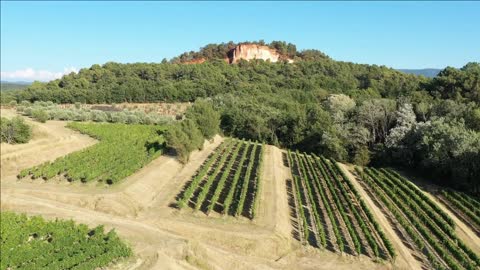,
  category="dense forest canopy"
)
[1,41,479,193]
[2,58,428,104]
